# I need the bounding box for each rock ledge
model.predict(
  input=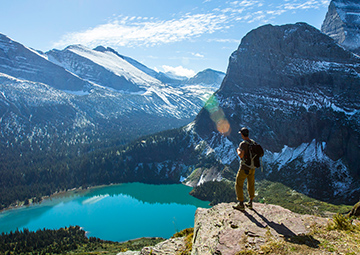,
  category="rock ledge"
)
[192,202,328,255]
